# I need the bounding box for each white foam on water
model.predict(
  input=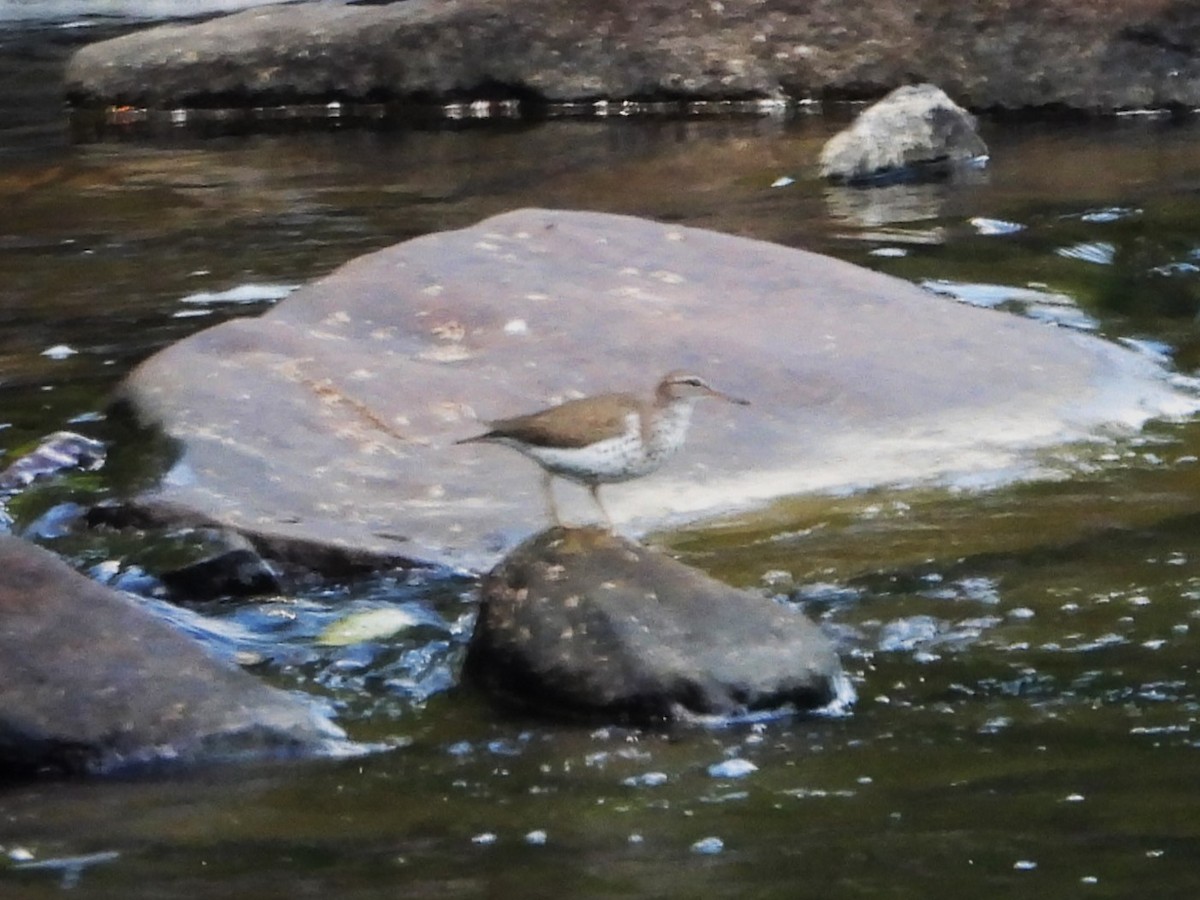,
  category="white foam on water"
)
[179,283,300,305]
